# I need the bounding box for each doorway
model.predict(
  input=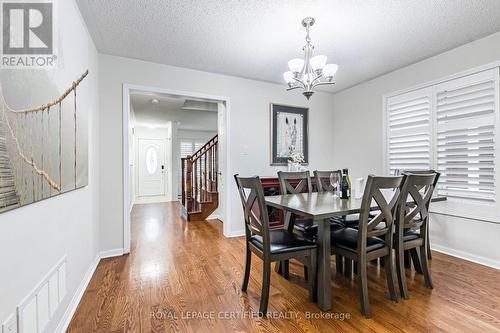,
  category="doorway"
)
[122,84,230,253]
[137,138,166,197]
